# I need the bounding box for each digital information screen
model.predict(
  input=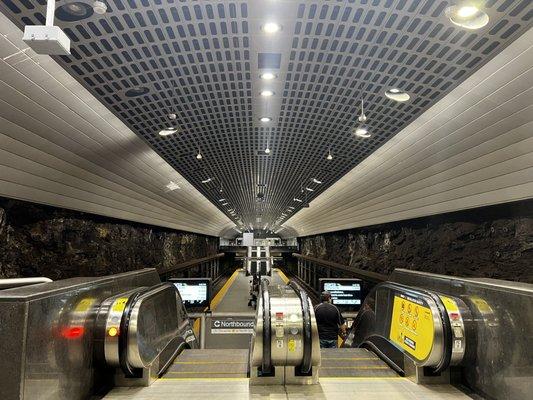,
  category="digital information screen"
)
[320,279,363,310]
[170,278,211,309]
